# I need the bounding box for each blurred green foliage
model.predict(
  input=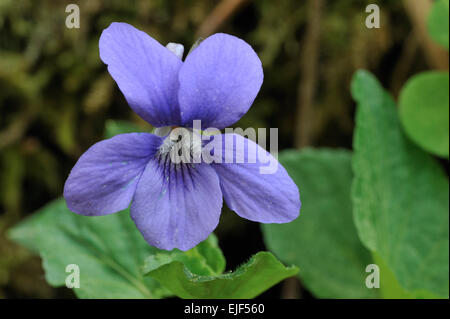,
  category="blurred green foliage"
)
[264,0,449,299]
[352,70,448,298]
[8,199,173,299]
[11,197,292,299]
[428,0,449,50]
[399,71,449,157]
[263,149,378,298]
[0,0,445,298]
